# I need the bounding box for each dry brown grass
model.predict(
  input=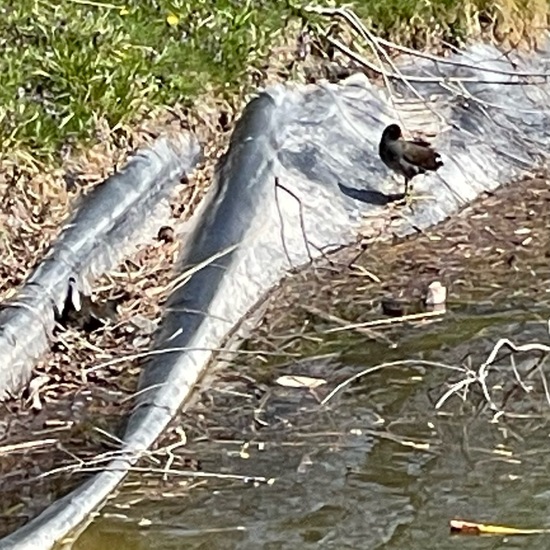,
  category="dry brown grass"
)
[488,0,549,47]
